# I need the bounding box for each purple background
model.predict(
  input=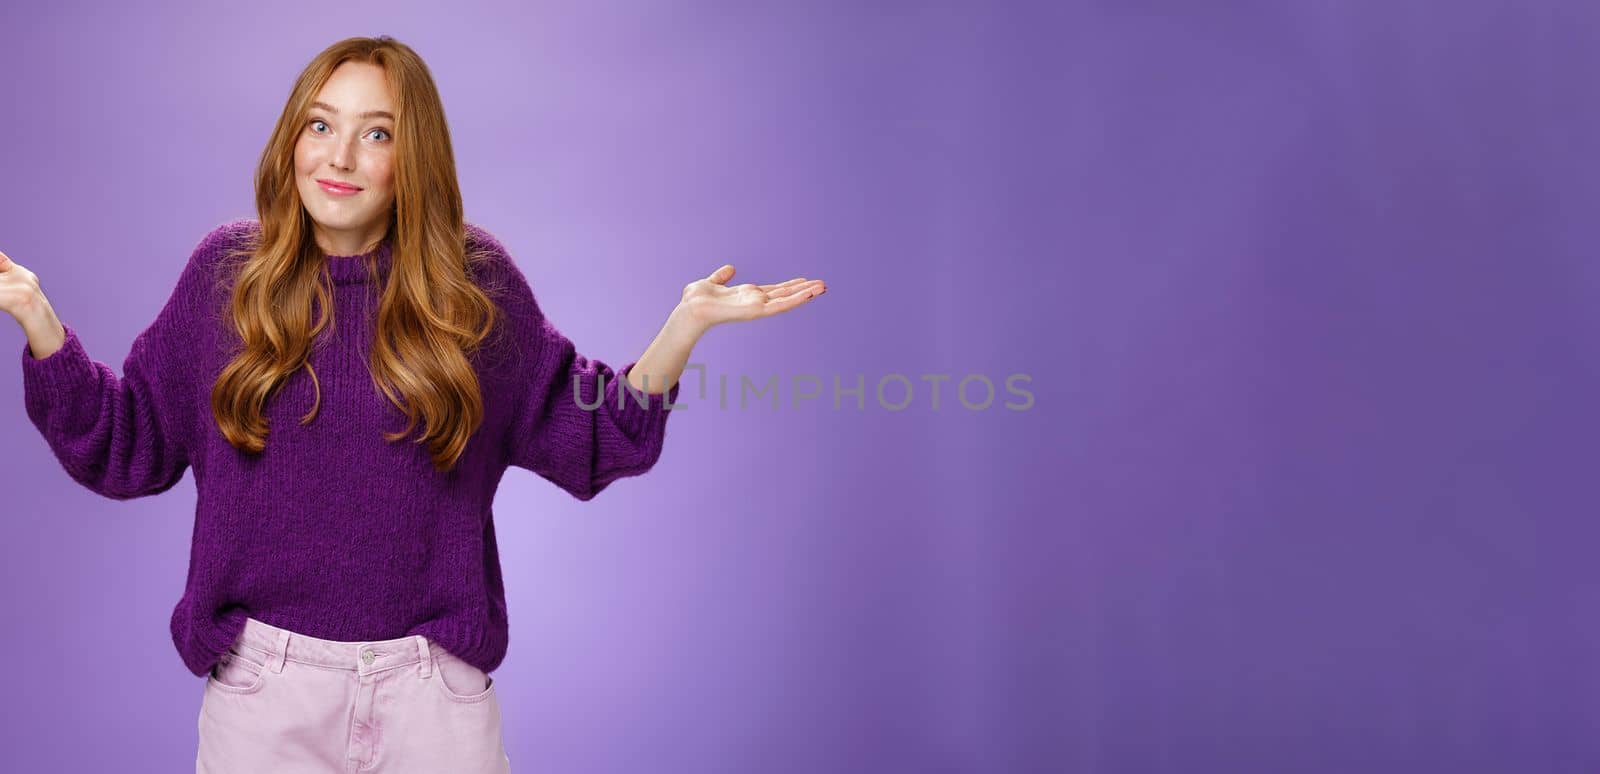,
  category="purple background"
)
[1,2,1594,772]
